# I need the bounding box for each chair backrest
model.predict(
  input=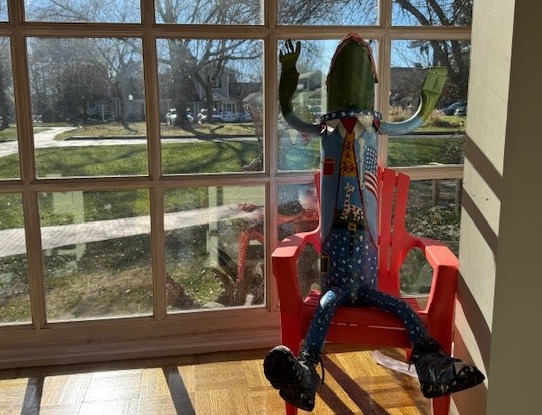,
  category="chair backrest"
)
[377,167,412,297]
